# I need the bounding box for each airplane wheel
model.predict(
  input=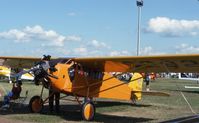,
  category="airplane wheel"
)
[29,96,43,113]
[81,101,95,121]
